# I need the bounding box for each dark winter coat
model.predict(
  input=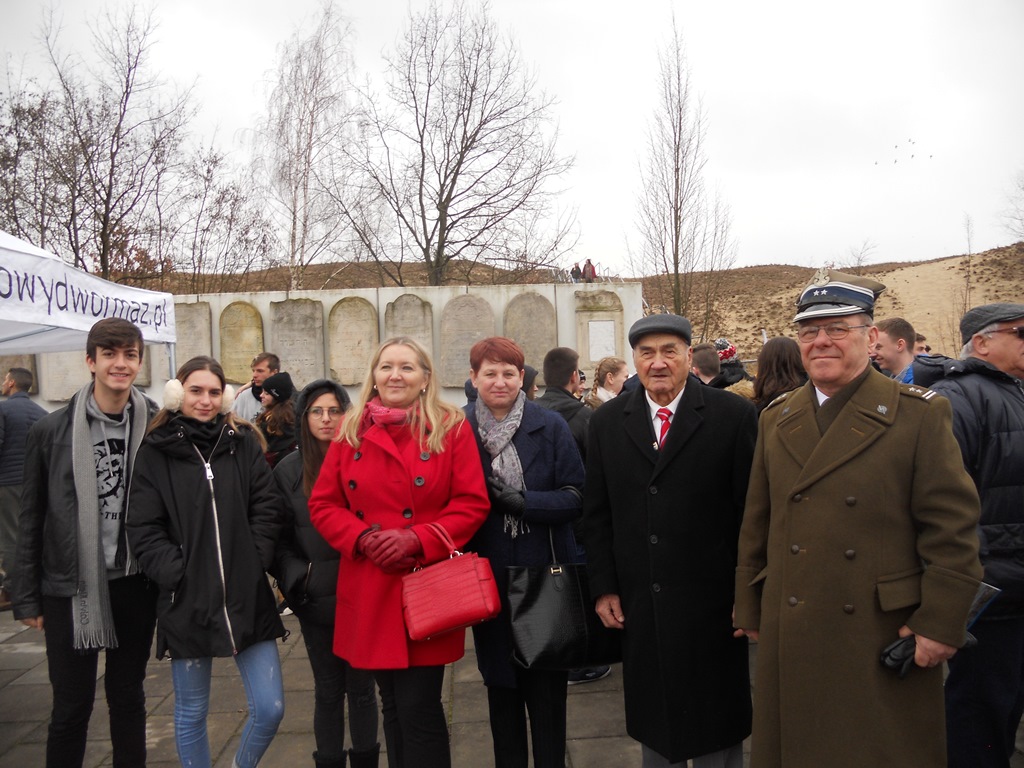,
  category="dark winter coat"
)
[0,391,47,486]
[271,379,353,627]
[534,385,590,460]
[12,389,156,620]
[734,371,983,767]
[127,416,285,659]
[308,413,489,669]
[583,382,756,763]
[464,401,585,688]
[930,357,1024,617]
